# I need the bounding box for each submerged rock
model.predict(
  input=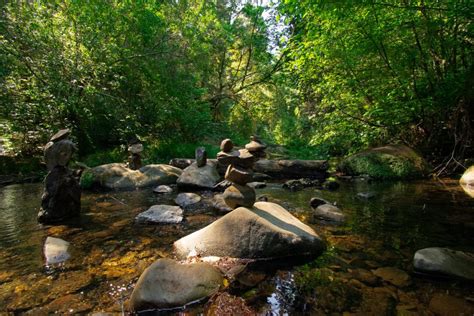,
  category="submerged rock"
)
[174,201,325,259]
[310,197,331,208]
[338,144,430,179]
[44,236,71,265]
[413,247,474,281]
[372,267,411,287]
[135,205,183,224]
[153,185,173,194]
[81,163,182,190]
[175,193,201,208]
[130,258,223,311]
[429,293,474,315]
[177,162,220,190]
[312,204,345,223]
